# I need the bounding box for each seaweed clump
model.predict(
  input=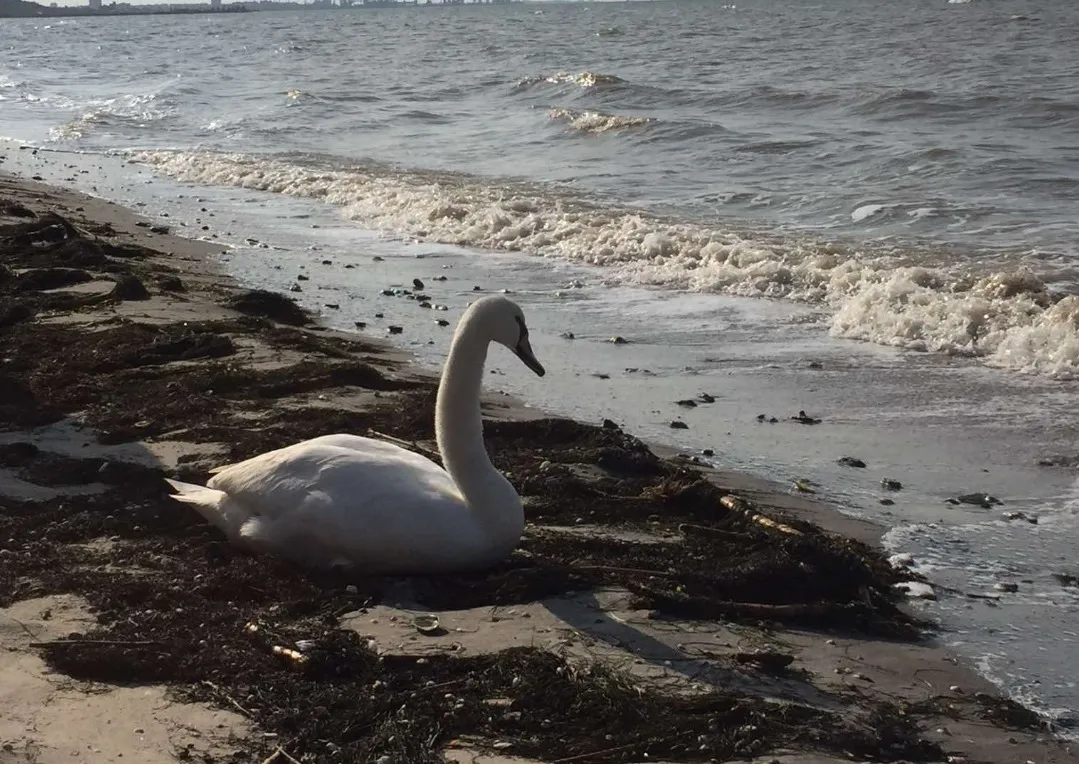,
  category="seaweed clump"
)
[0,204,943,763]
